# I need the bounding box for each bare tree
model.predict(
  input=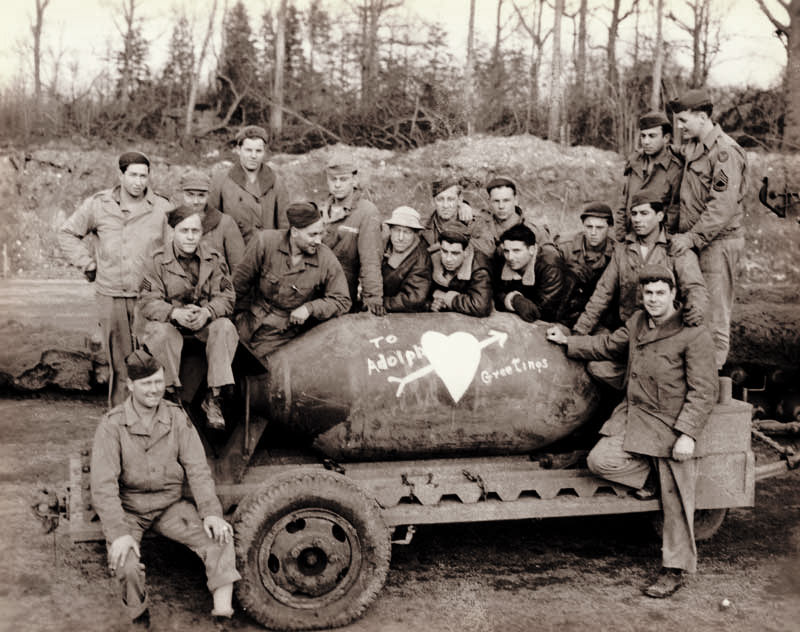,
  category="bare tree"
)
[575,0,588,98]
[755,0,799,147]
[668,0,722,87]
[30,0,51,110]
[184,0,217,140]
[604,0,639,94]
[548,0,564,141]
[651,0,665,110]
[513,0,551,131]
[465,0,476,135]
[271,0,287,137]
[355,0,403,110]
